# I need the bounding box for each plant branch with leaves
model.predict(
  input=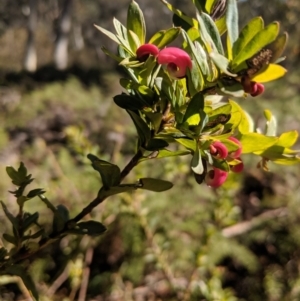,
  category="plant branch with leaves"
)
[0,0,299,299]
